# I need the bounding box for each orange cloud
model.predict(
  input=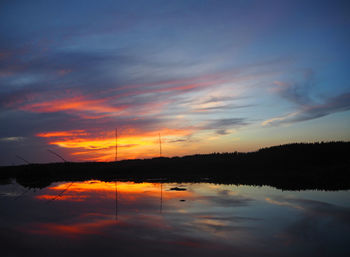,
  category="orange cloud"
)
[36,130,88,138]
[57,69,72,76]
[19,96,127,115]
